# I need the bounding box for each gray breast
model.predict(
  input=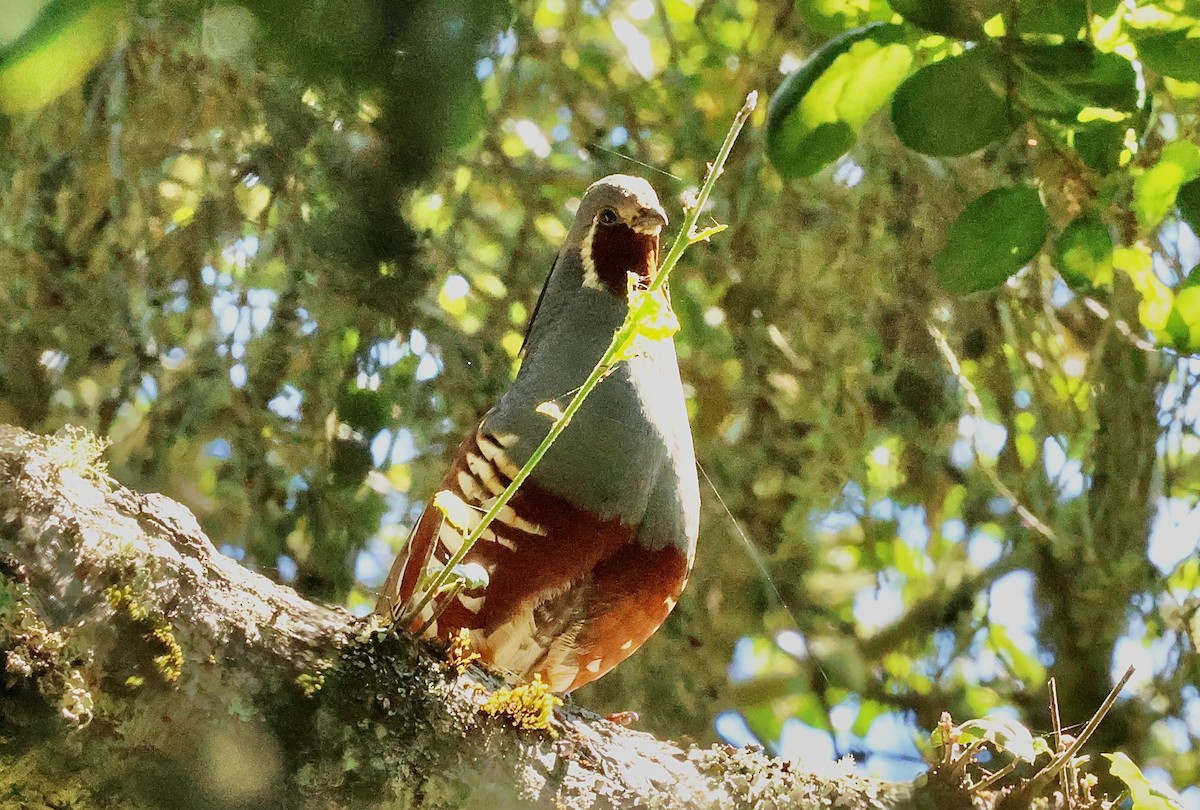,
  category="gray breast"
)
[484,288,698,553]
